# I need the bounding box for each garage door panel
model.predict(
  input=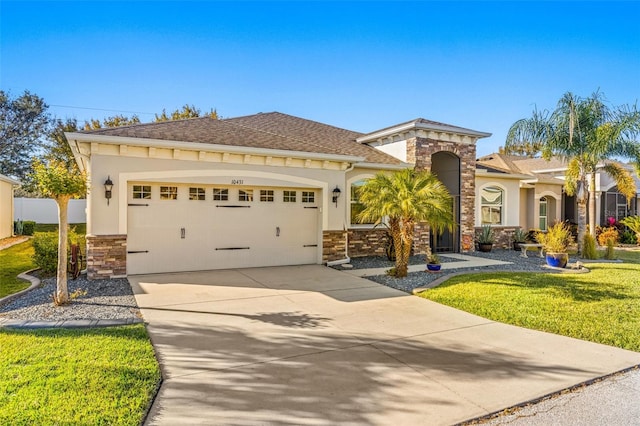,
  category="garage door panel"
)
[128,184,320,275]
